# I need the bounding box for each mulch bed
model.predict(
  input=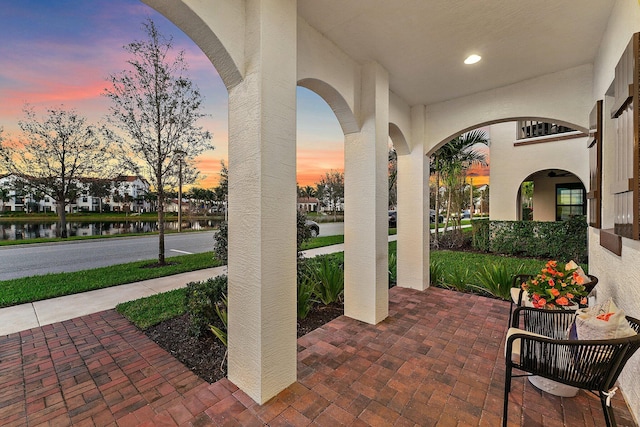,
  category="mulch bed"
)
[144,302,343,384]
